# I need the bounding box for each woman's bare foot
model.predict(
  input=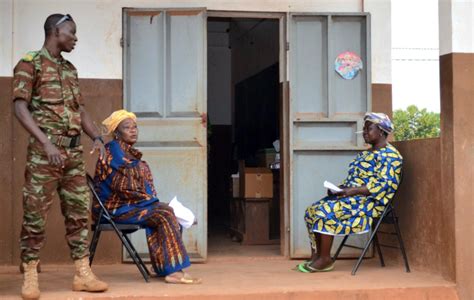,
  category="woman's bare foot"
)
[165,271,201,284]
[310,252,320,262]
[307,256,333,270]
